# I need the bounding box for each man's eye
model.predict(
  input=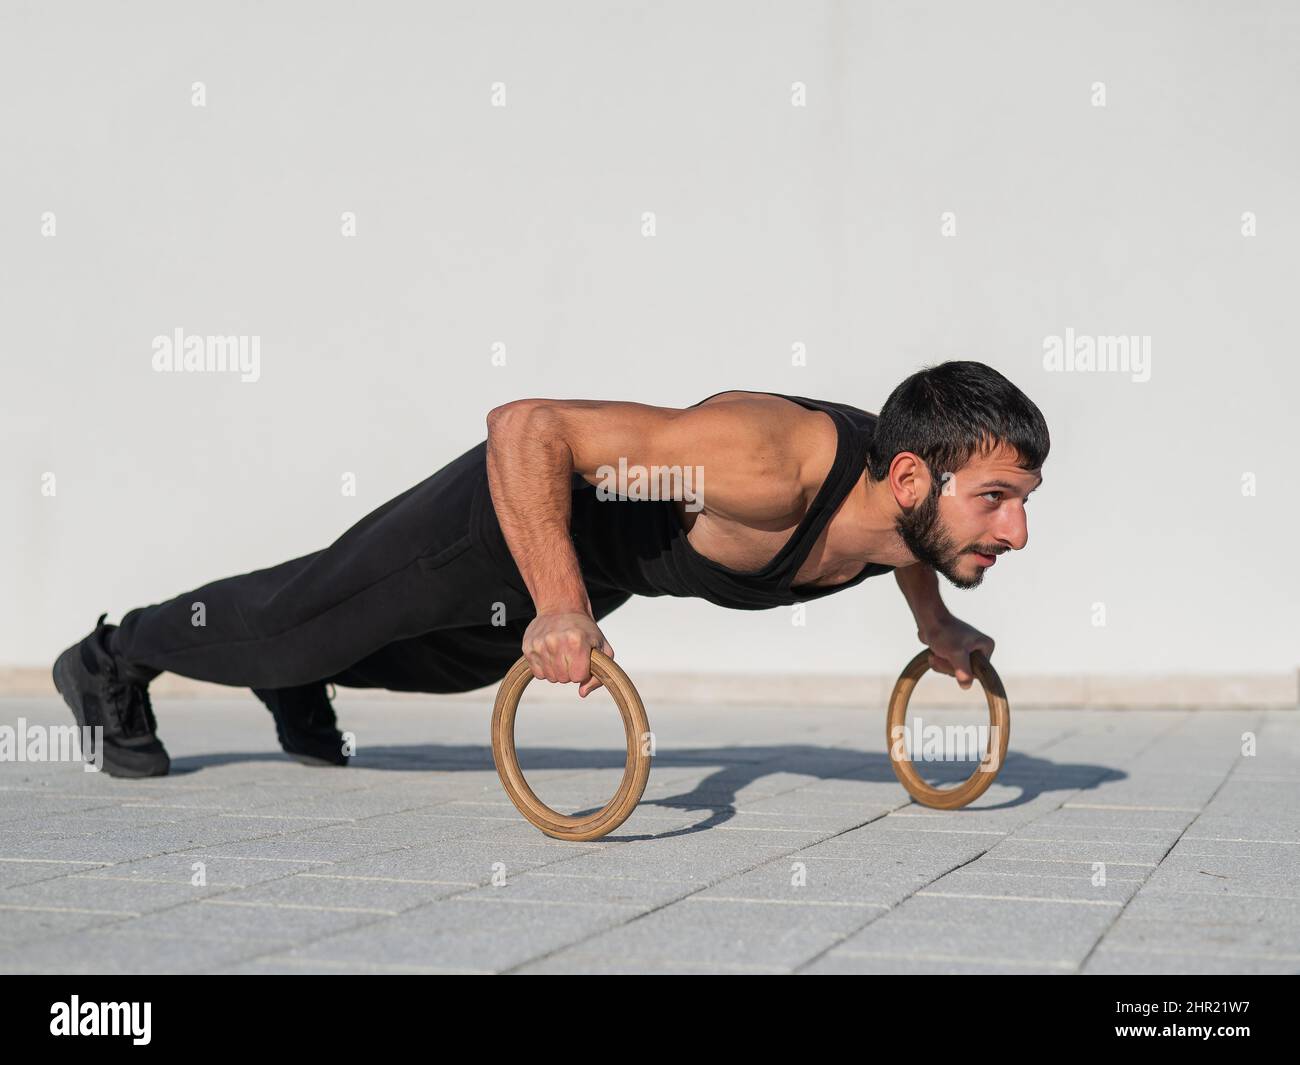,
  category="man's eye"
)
[982,492,1001,503]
